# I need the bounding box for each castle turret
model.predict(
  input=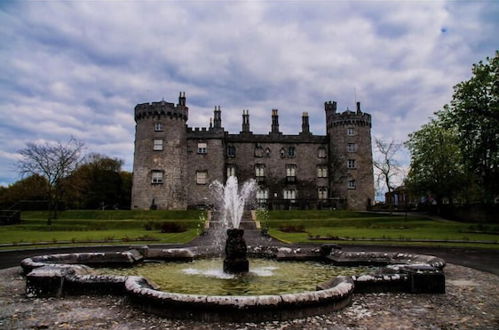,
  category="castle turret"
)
[131,94,188,210]
[326,101,374,210]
